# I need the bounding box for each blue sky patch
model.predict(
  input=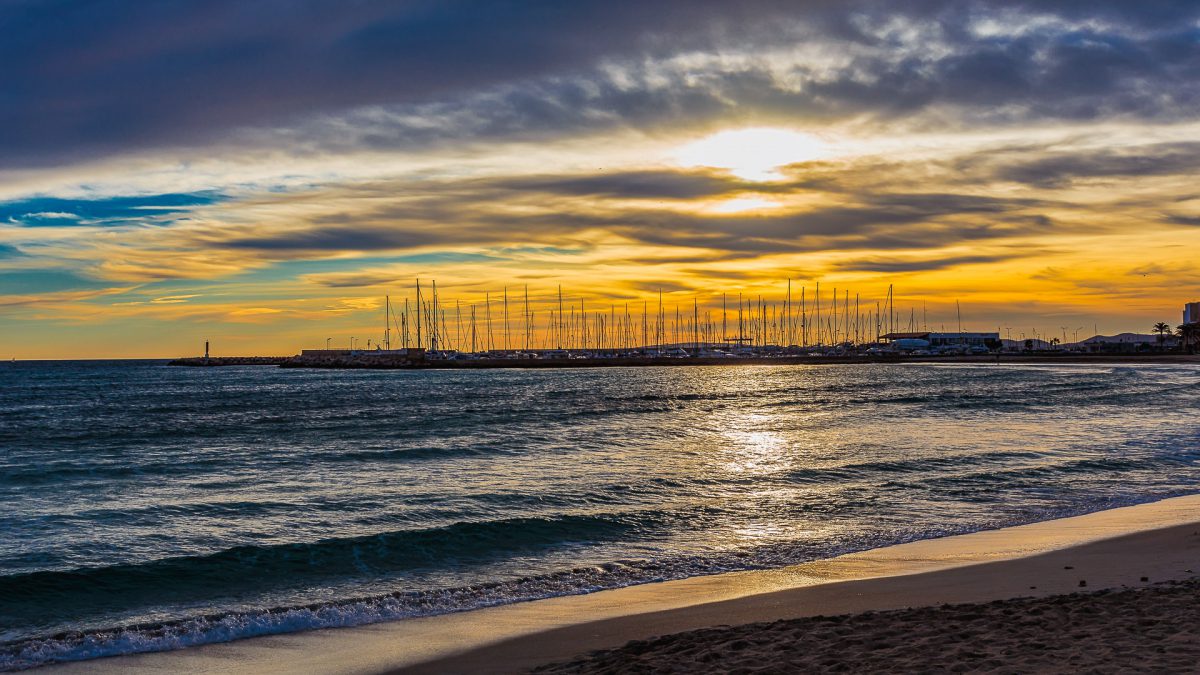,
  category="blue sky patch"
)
[0,192,223,227]
[0,269,108,294]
